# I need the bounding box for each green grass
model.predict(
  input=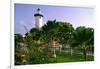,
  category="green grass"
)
[48,53,94,63]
